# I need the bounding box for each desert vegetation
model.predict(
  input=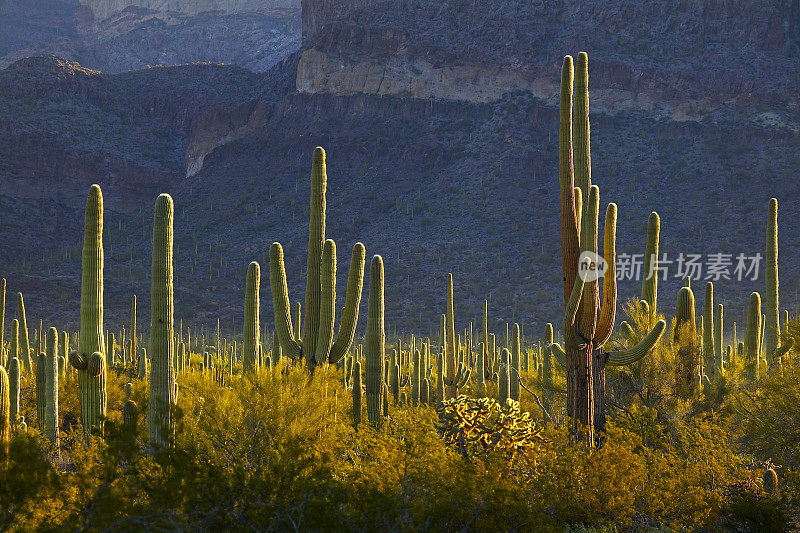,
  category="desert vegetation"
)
[0,54,798,531]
